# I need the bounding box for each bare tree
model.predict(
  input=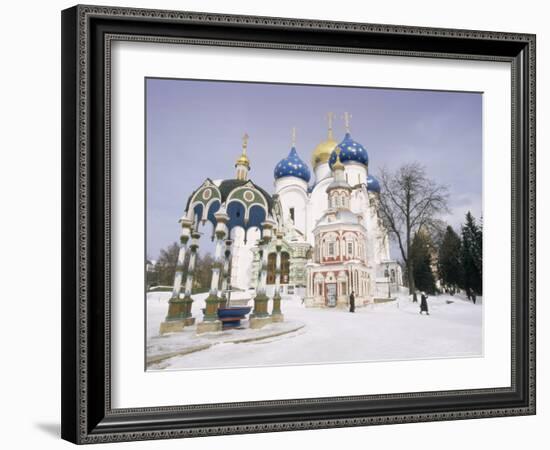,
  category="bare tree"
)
[377,163,449,300]
[155,242,180,286]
